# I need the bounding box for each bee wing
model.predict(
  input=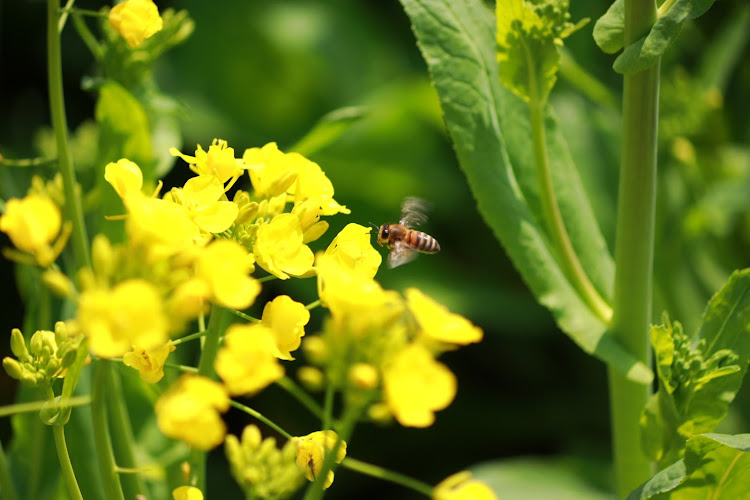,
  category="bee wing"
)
[399,196,431,227]
[388,240,419,268]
